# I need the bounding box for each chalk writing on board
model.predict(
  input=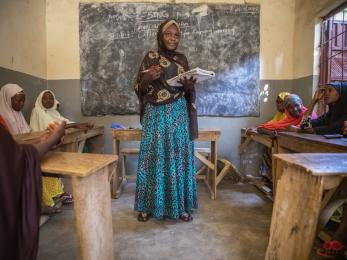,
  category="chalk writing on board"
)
[80,3,260,116]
